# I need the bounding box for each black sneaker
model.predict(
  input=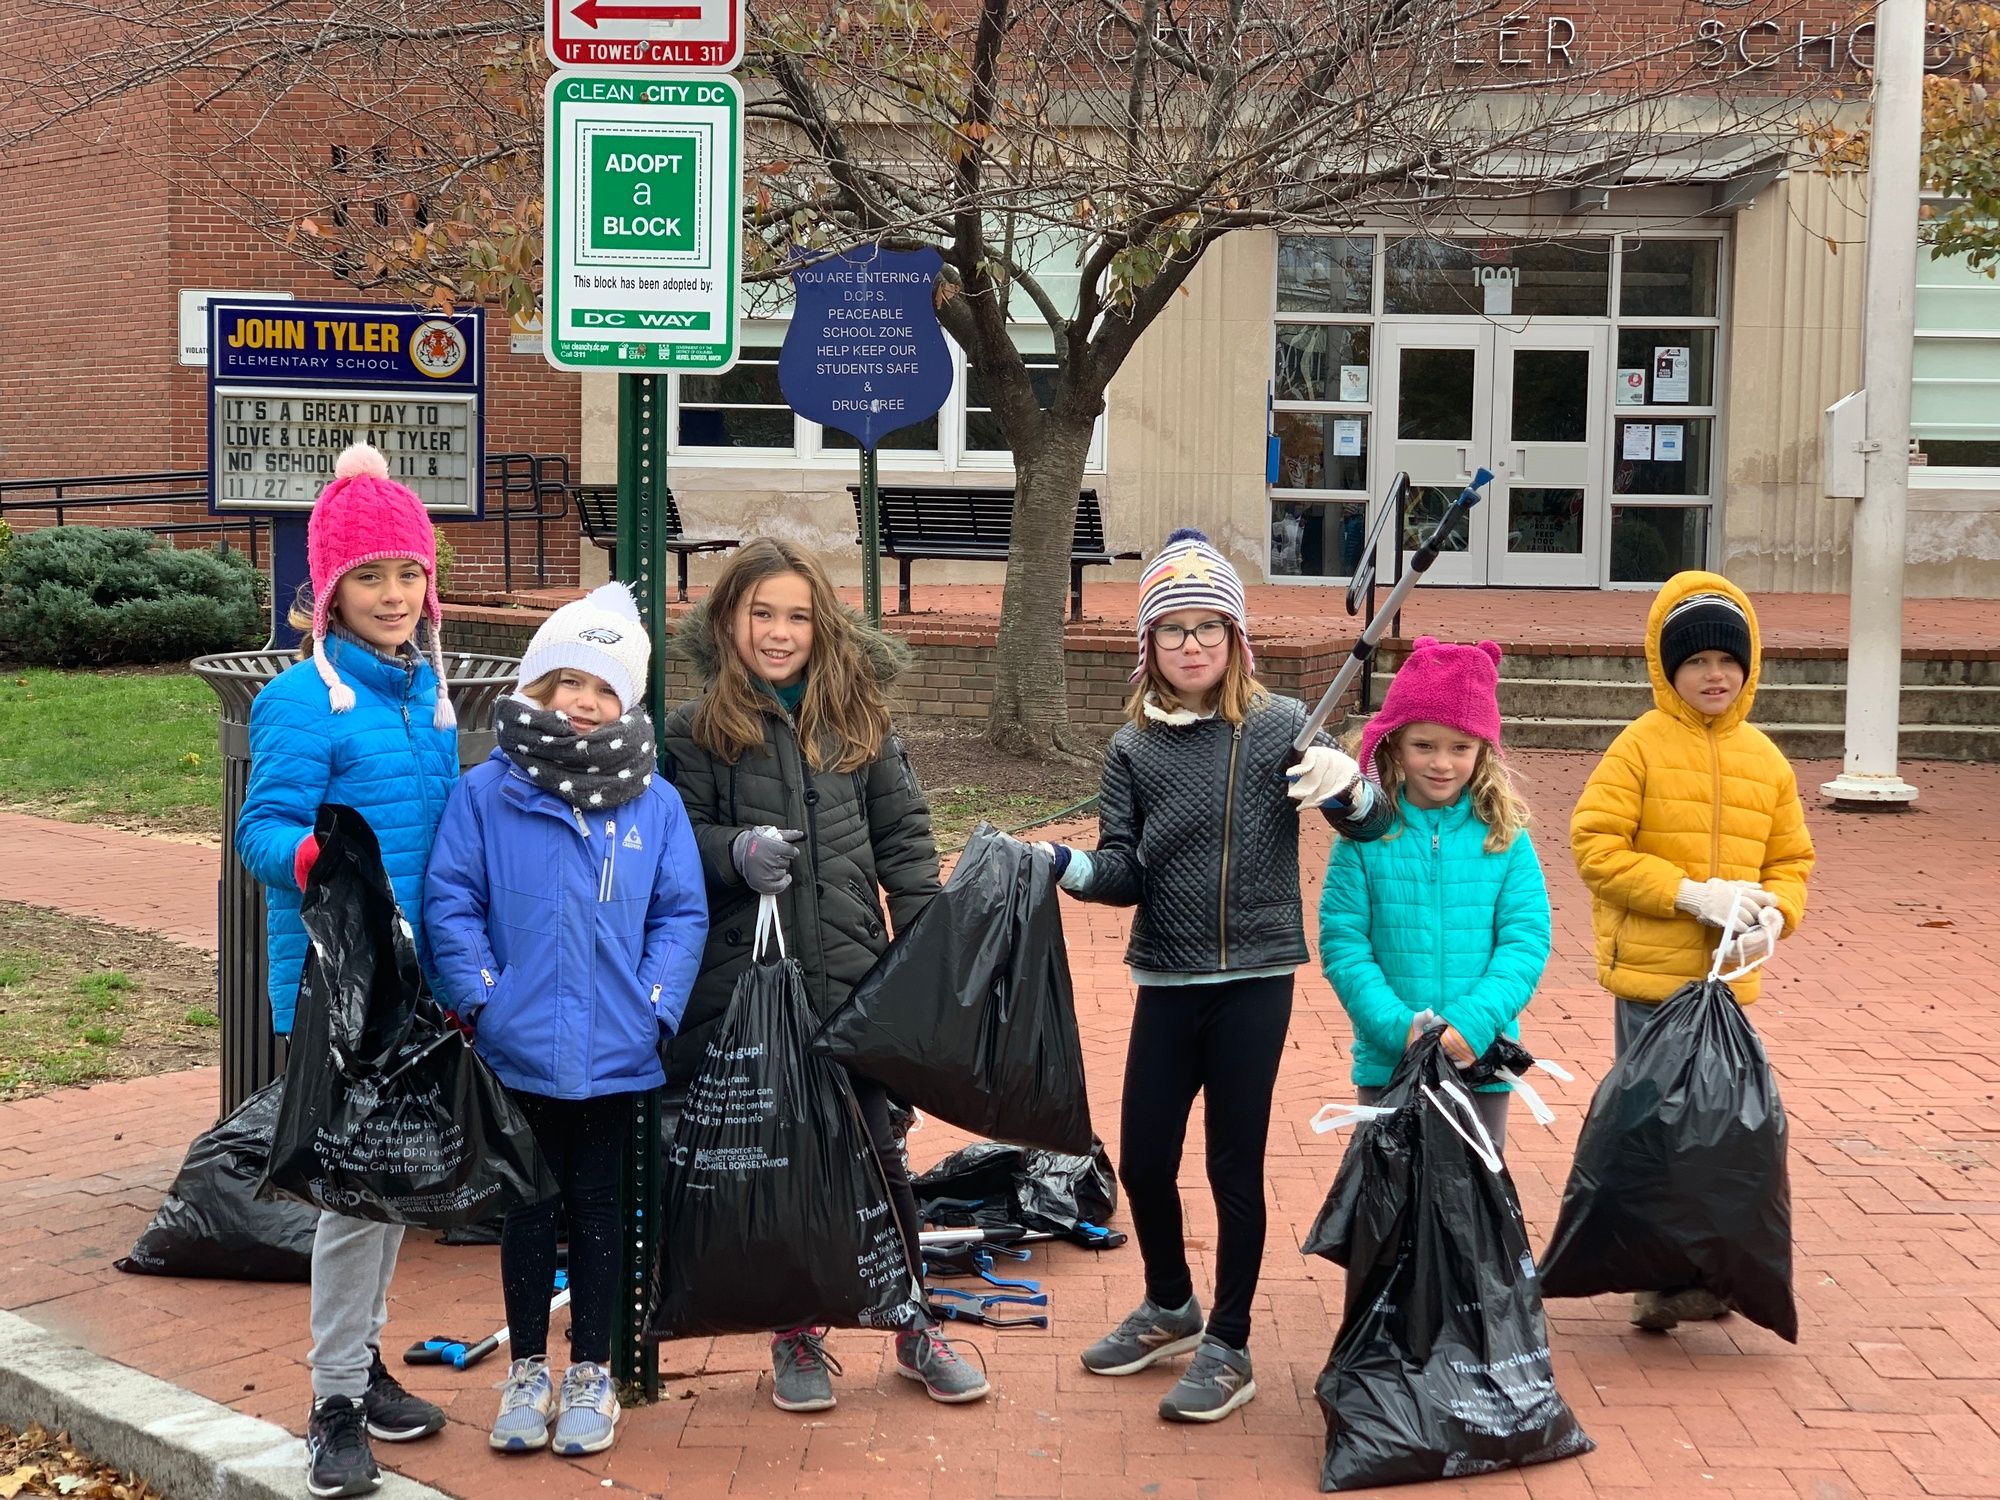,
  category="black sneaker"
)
[363,1352,446,1442]
[306,1395,381,1498]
